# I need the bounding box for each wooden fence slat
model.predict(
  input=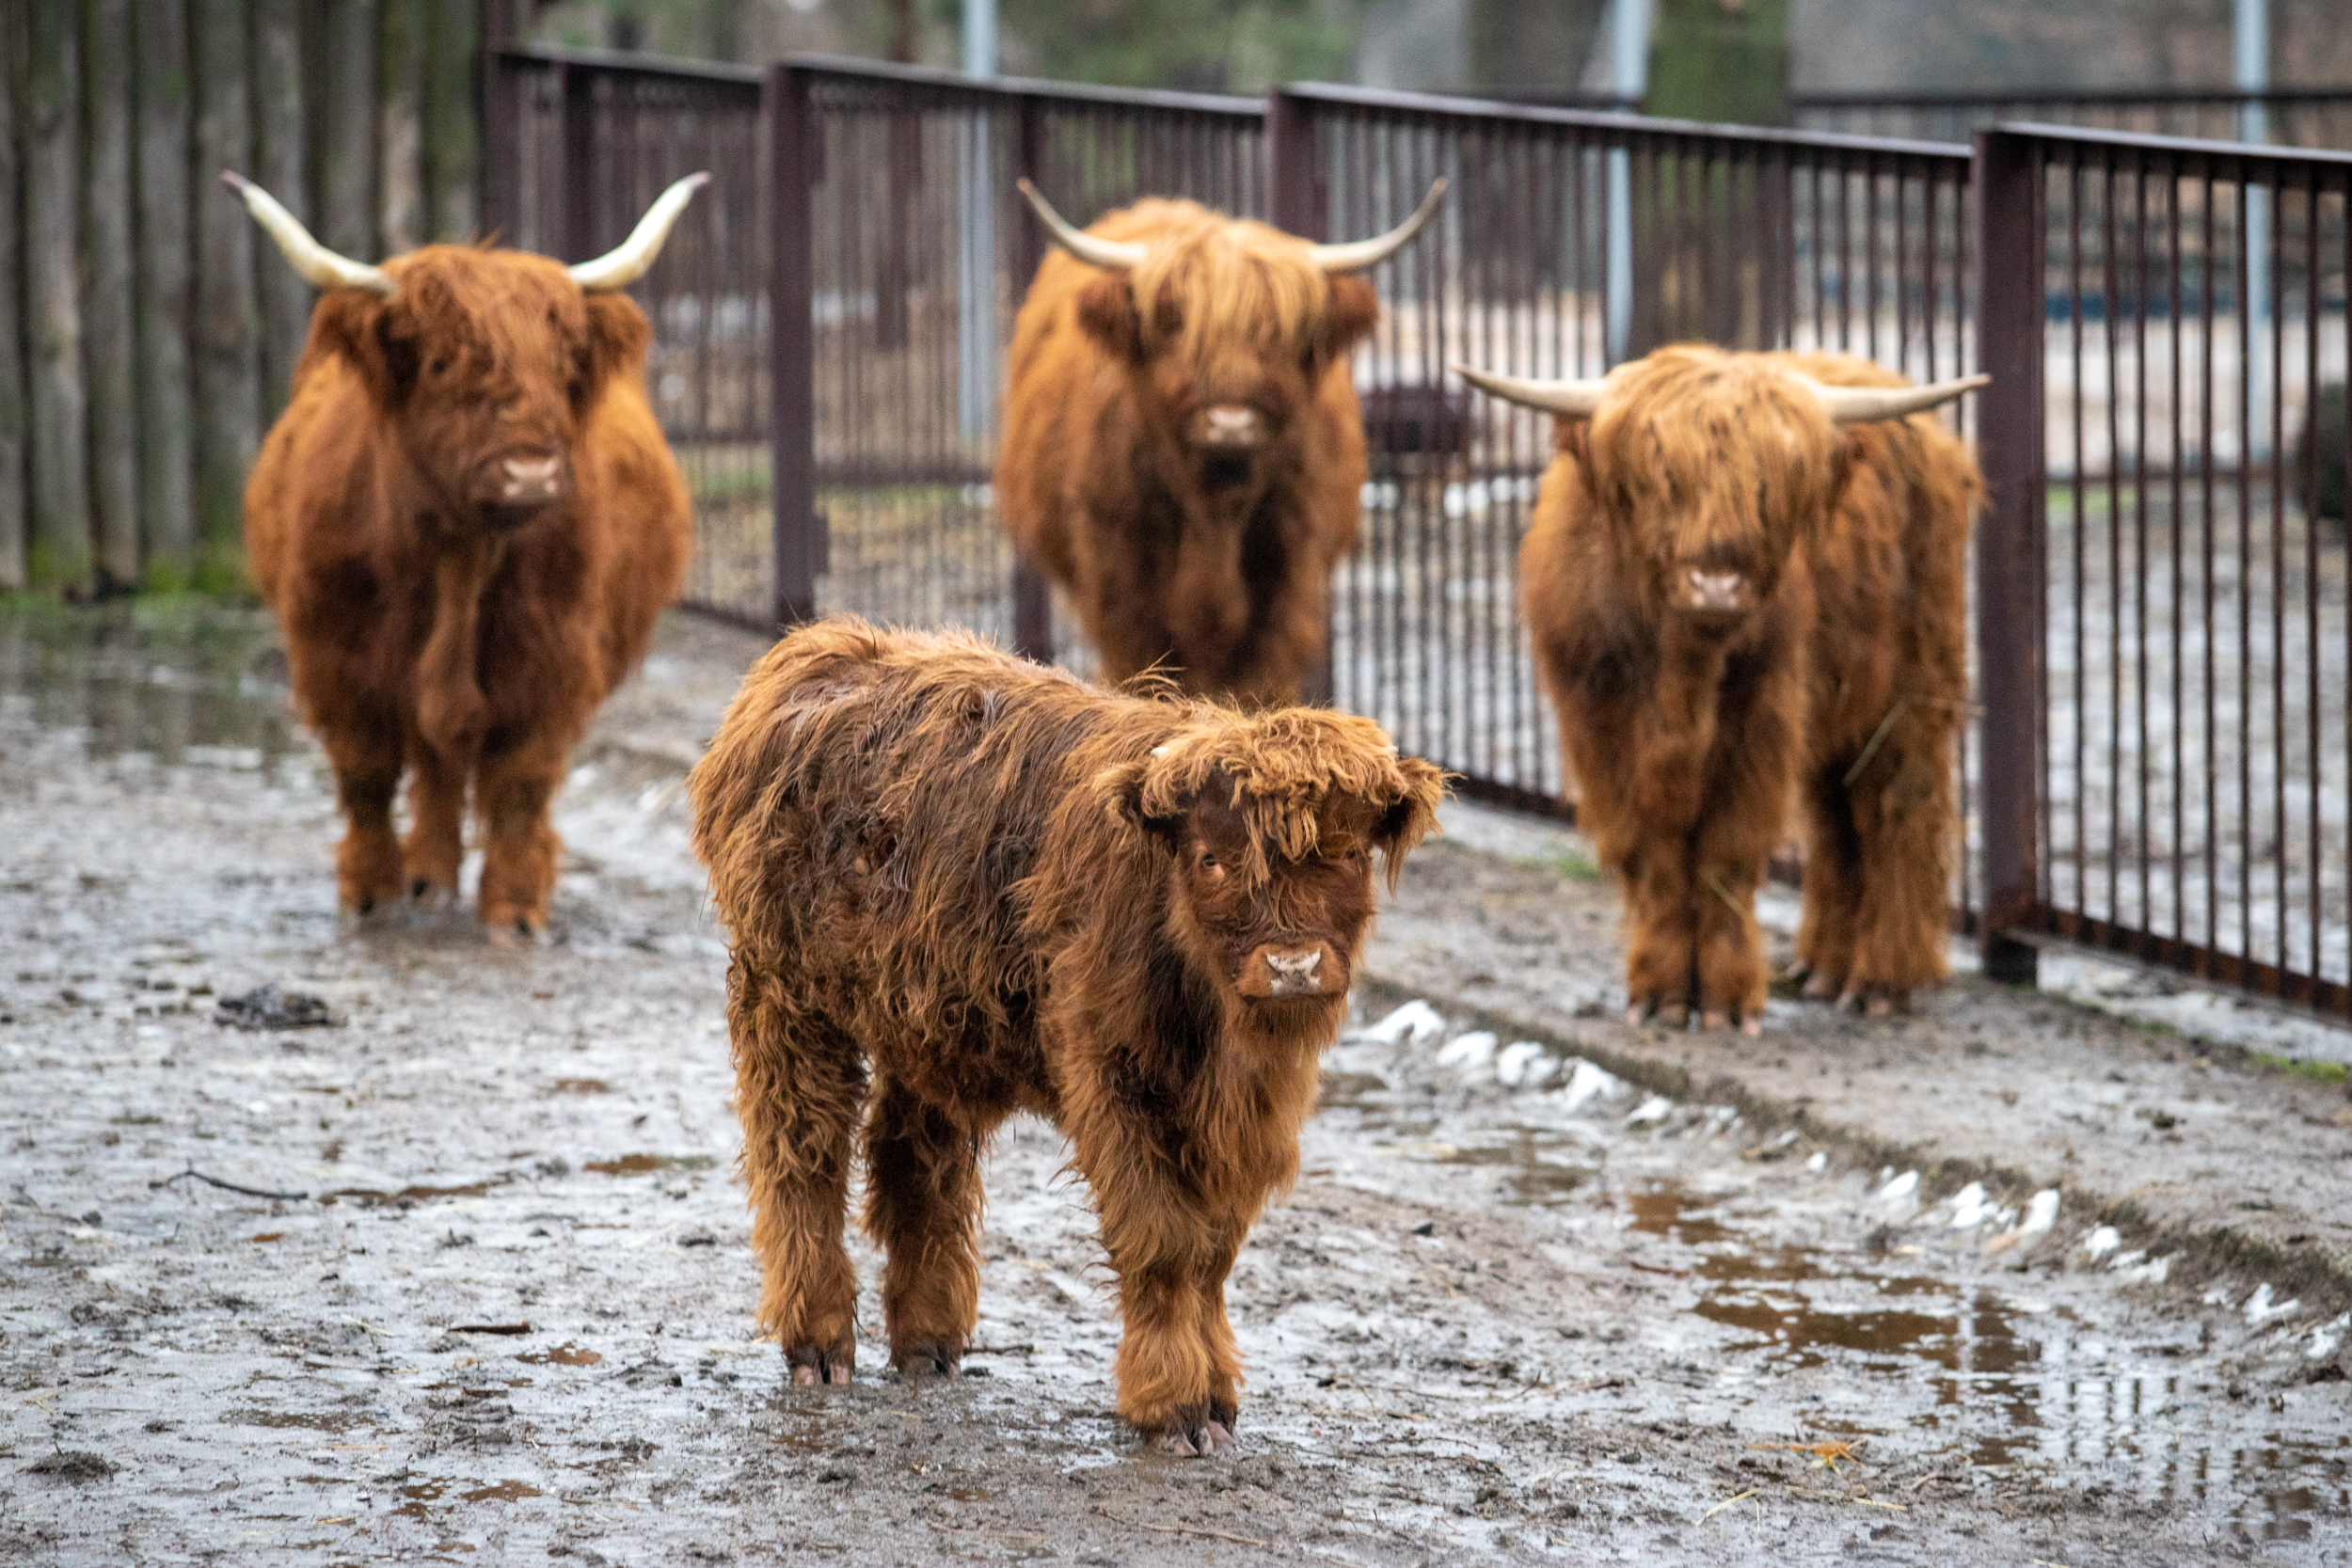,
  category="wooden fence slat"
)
[378,0,427,253]
[192,0,263,588]
[322,0,380,260]
[253,0,310,420]
[134,0,196,586]
[83,0,139,591]
[0,2,27,590]
[24,0,88,591]
[425,0,479,239]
